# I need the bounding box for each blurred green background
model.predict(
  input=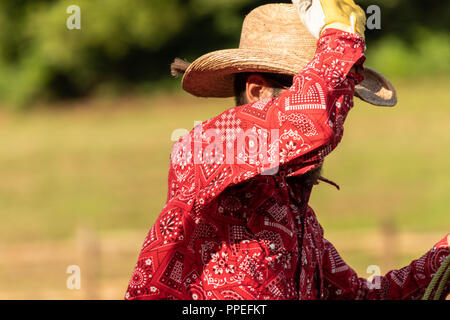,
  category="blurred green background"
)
[0,0,449,109]
[0,0,449,299]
